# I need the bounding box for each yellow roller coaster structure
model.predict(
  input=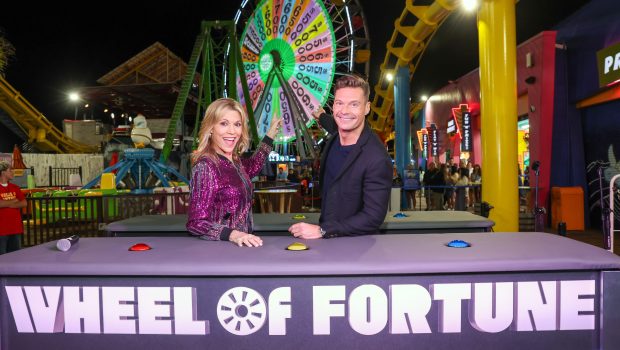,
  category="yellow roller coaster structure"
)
[0,75,97,153]
[368,0,459,139]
